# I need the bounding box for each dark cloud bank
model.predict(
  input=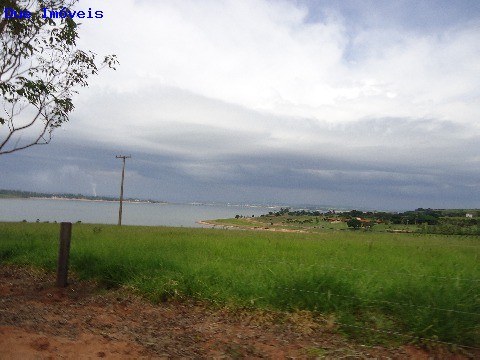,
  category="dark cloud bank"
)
[2,114,478,211]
